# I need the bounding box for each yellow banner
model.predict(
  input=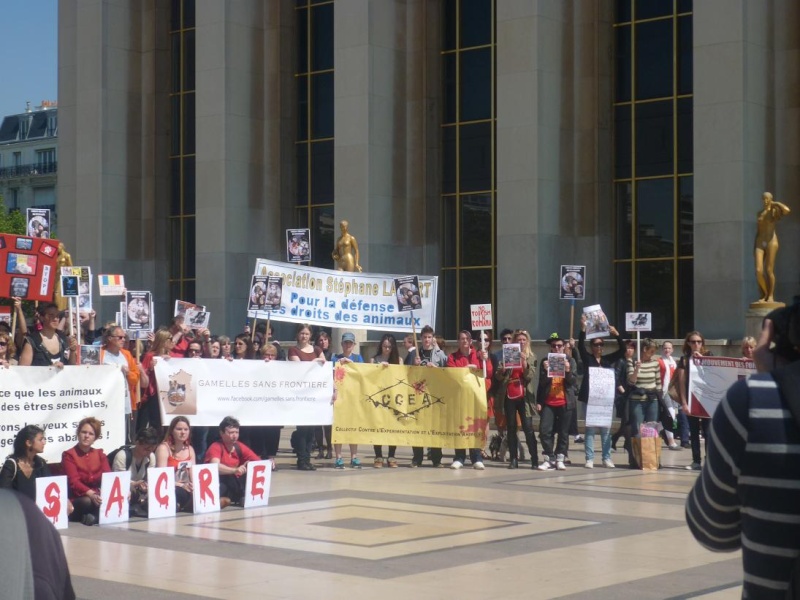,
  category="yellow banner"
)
[331,363,487,448]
